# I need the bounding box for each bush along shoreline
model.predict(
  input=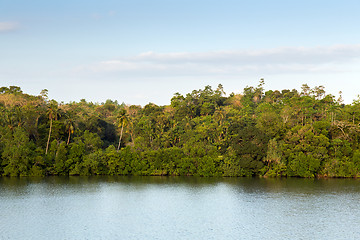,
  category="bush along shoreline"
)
[1,82,360,178]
